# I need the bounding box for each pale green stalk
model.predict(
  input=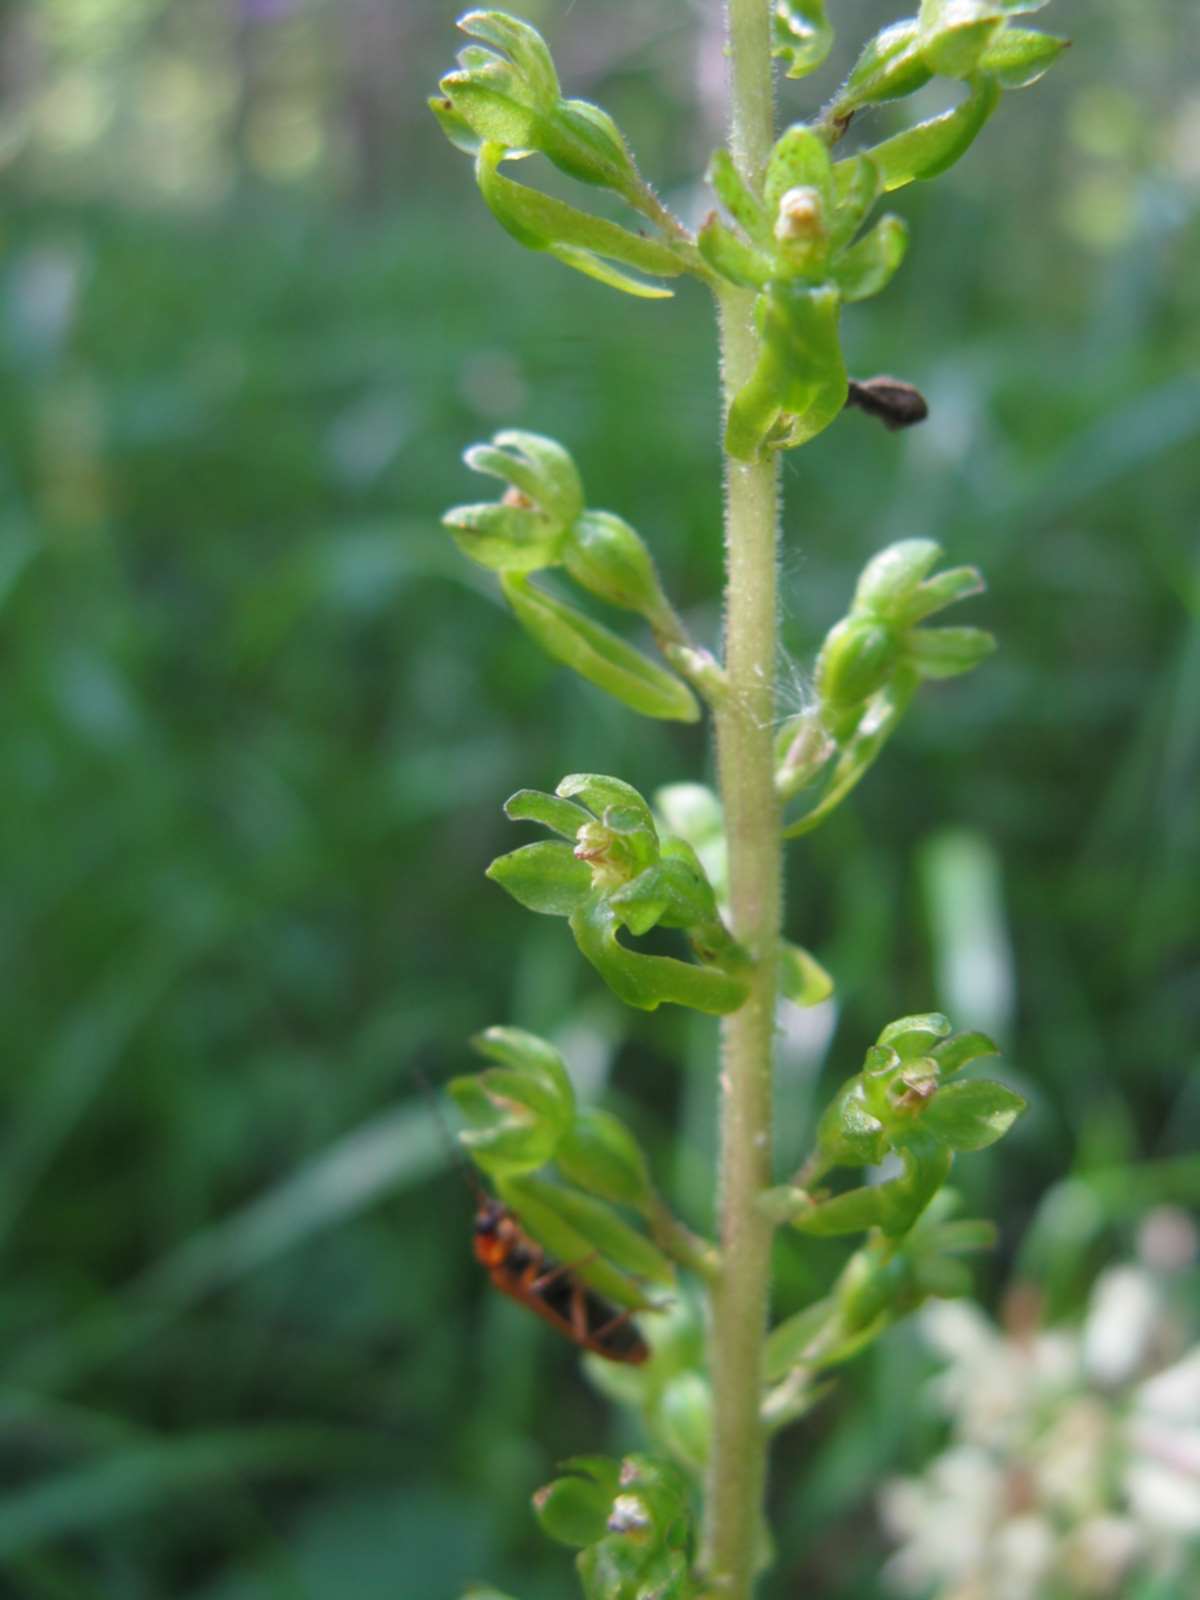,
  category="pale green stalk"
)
[701,2,781,1594]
